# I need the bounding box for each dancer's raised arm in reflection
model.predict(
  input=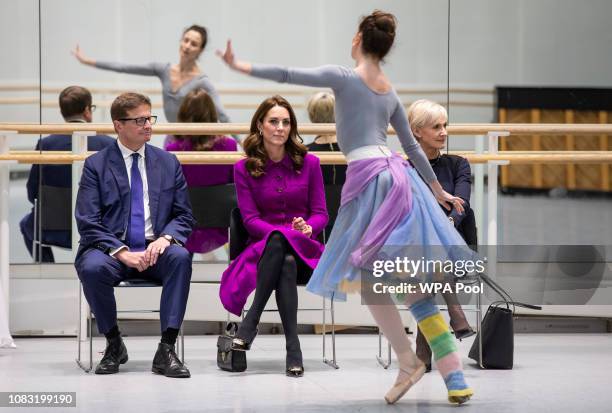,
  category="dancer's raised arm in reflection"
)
[73,24,230,125]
